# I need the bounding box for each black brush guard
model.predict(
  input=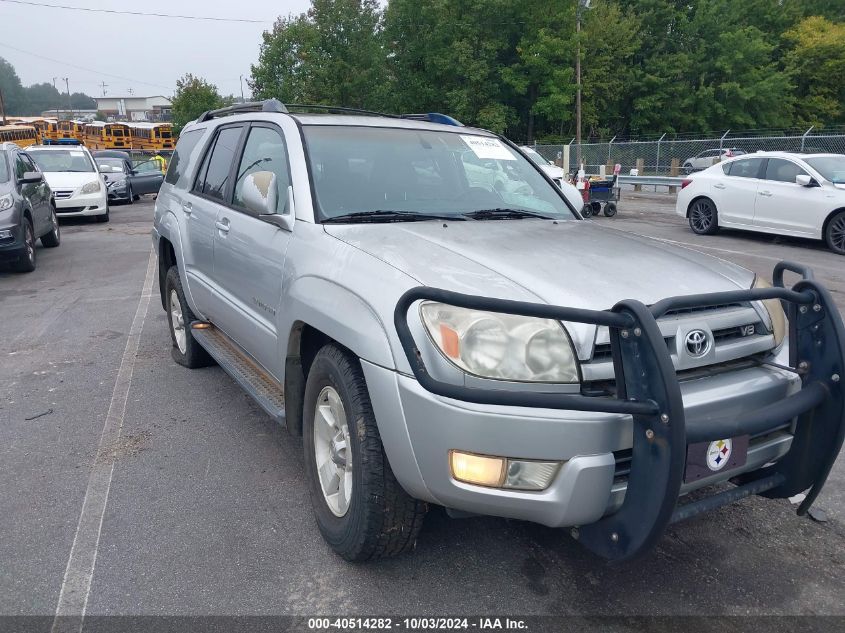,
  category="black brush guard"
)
[393,261,845,561]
